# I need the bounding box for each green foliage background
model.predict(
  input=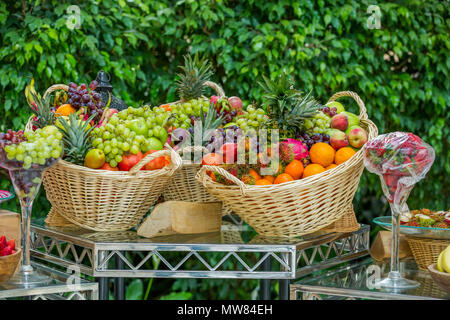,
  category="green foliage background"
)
[0,0,448,299]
